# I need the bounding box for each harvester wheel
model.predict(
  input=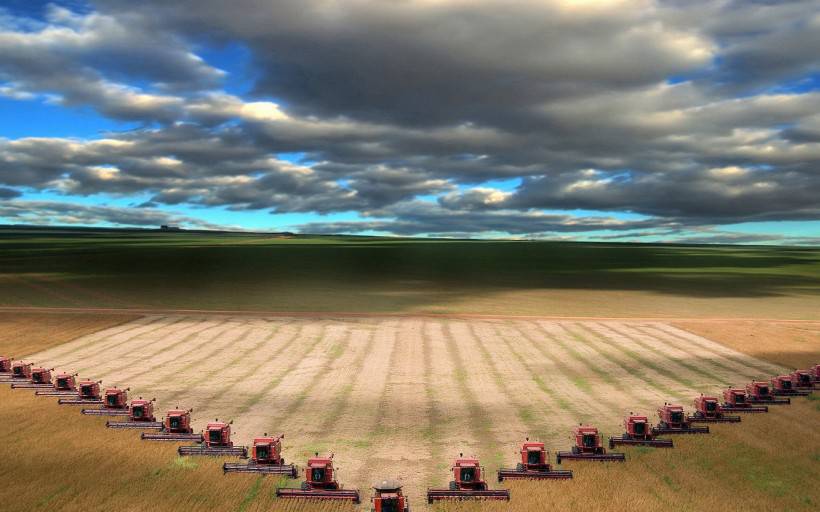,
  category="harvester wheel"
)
[449,481,457,491]
[301,481,310,491]
[571,446,580,455]
[516,463,524,471]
